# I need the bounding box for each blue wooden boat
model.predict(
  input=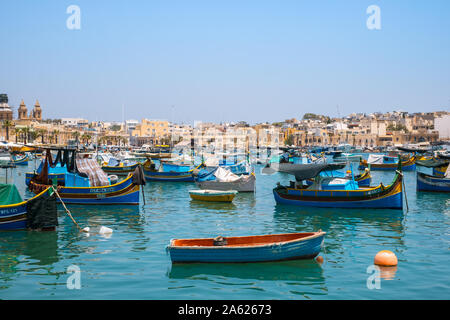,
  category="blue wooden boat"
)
[29,174,141,205]
[167,231,325,263]
[417,172,450,192]
[27,149,143,205]
[359,154,415,171]
[306,167,372,187]
[273,162,403,209]
[101,162,139,176]
[12,154,29,165]
[0,185,57,230]
[143,159,205,182]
